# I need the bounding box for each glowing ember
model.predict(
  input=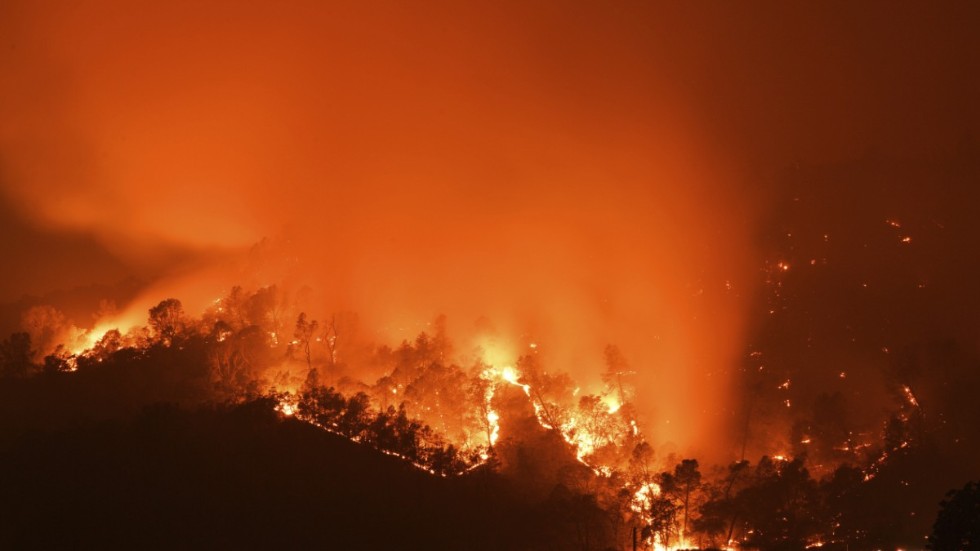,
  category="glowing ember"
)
[901,385,919,408]
[276,399,297,416]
